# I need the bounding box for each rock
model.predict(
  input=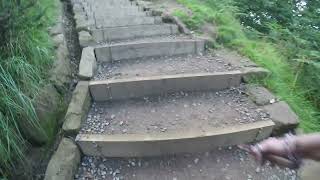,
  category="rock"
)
[44,138,81,180]
[246,85,276,106]
[263,101,299,135]
[151,9,163,16]
[20,84,63,145]
[78,47,97,80]
[79,31,94,47]
[49,23,63,36]
[34,84,63,128]
[194,158,199,164]
[49,44,72,93]
[162,14,191,35]
[63,81,91,136]
[52,34,65,48]
[242,67,271,82]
